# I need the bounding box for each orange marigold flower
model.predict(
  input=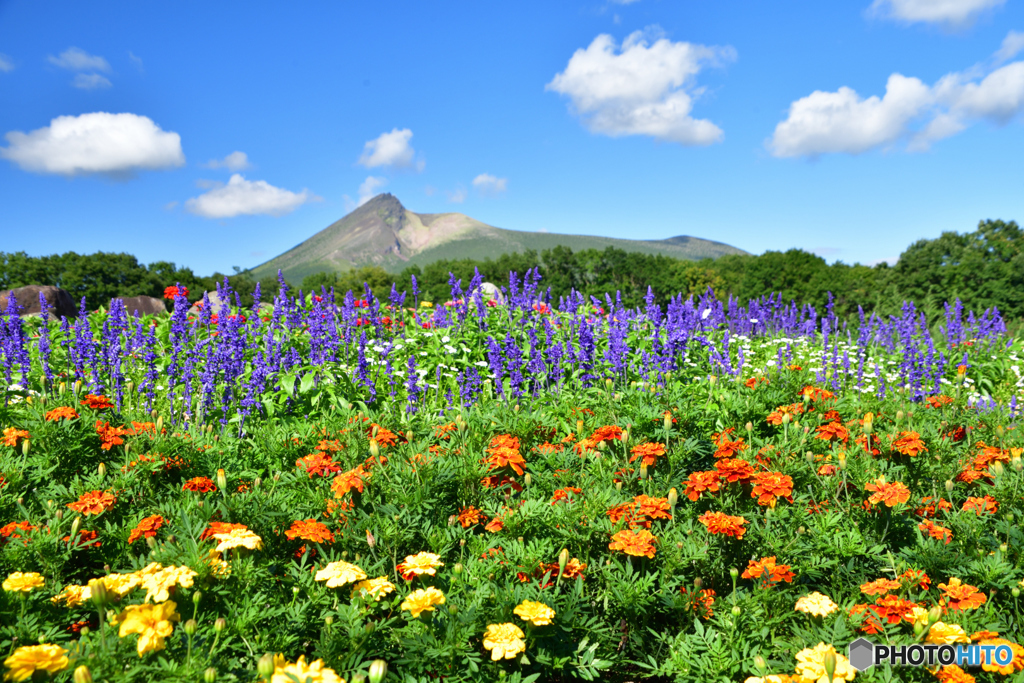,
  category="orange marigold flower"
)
[683,470,720,501]
[741,556,794,587]
[608,529,657,558]
[79,394,114,410]
[925,395,954,409]
[67,490,115,516]
[484,435,527,475]
[434,423,457,440]
[714,458,754,483]
[713,437,748,459]
[45,407,79,421]
[285,519,335,544]
[891,431,927,457]
[183,476,216,493]
[1,427,29,447]
[680,586,716,619]
[915,496,952,518]
[849,603,885,635]
[591,425,624,443]
[550,488,581,505]
[860,578,902,596]
[978,638,1024,675]
[368,424,399,447]
[95,420,127,450]
[934,664,976,683]
[629,442,666,467]
[750,472,793,507]
[919,519,954,544]
[200,521,247,541]
[697,511,746,539]
[971,630,999,642]
[800,385,834,401]
[900,569,930,590]
[962,495,998,515]
[973,442,1011,470]
[864,477,910,507]
[296,452,341,478]
[939,577,987,611]
[633,495,671,521]
[956,468,992,485]
[458,506,486,527]
[767,403,804,426]
[815,421,849,443]
[127,515,165,544]
[0,521,36,543]
[873,594,919,624]
[331,465,370,497]
[484,517,504,533]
